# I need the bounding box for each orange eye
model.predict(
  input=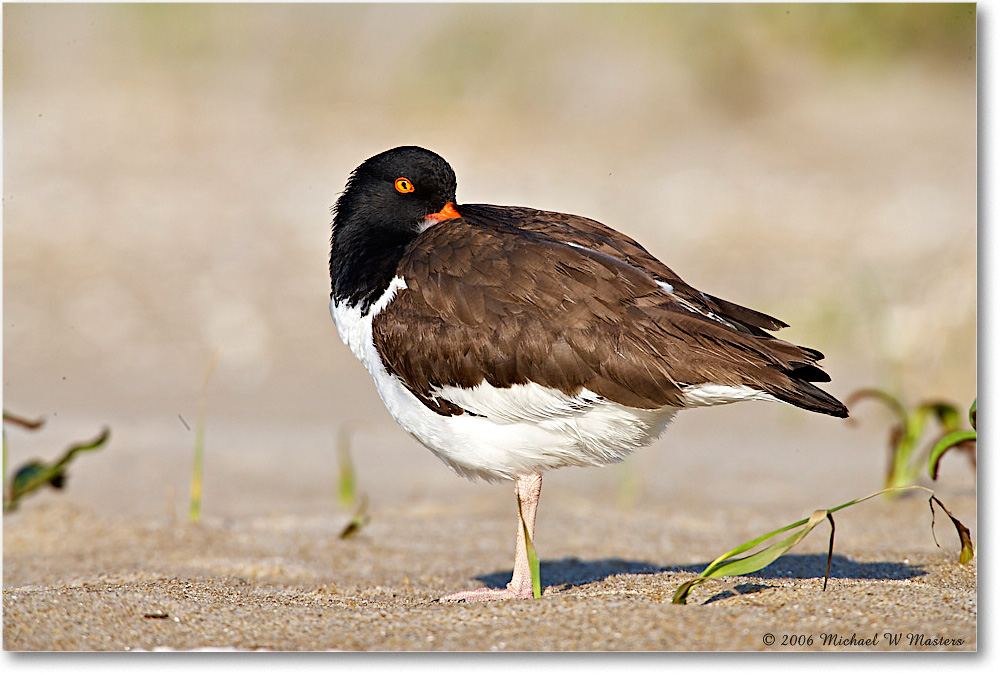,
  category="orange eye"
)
[394,177,415,194]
